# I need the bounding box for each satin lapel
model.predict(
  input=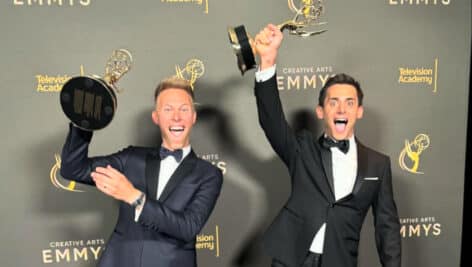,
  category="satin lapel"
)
[145,150,160,200]
[319,147,335,199]
[353,140,368,195]
[304,137,334,201]
[159,150,198,202]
